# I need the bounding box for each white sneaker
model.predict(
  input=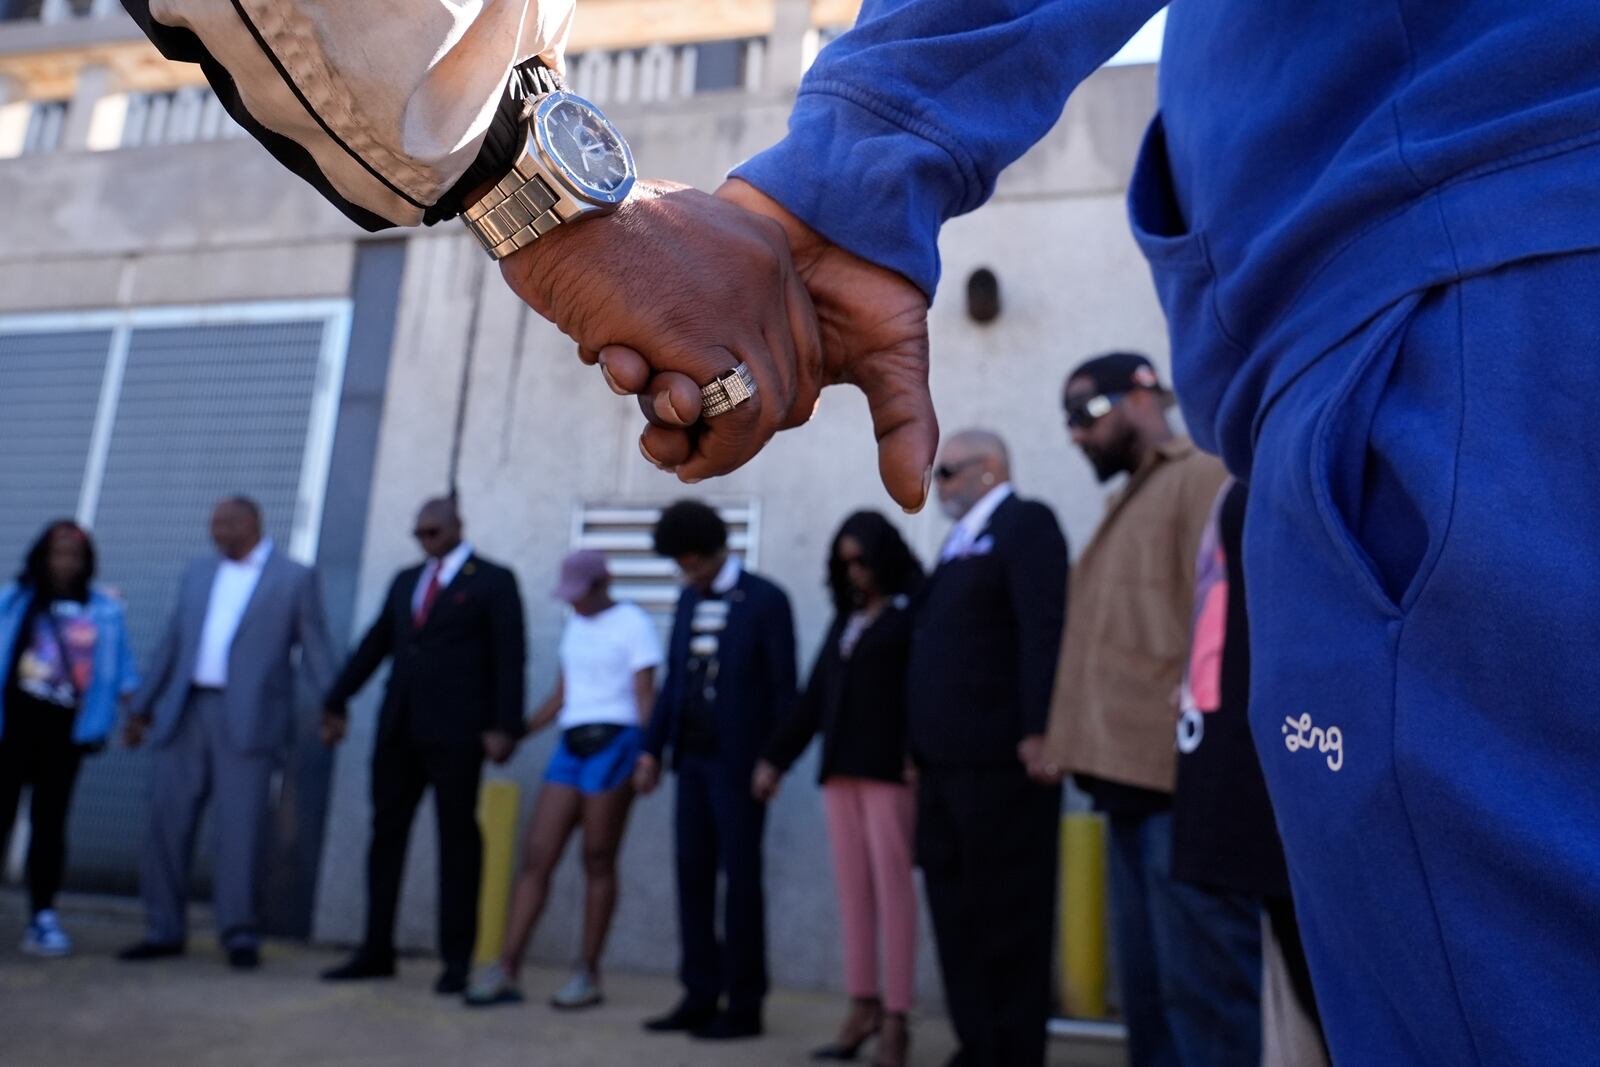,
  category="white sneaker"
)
[464,963,524,1007]
[550,969,603,1010]
[21,910,73,958]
